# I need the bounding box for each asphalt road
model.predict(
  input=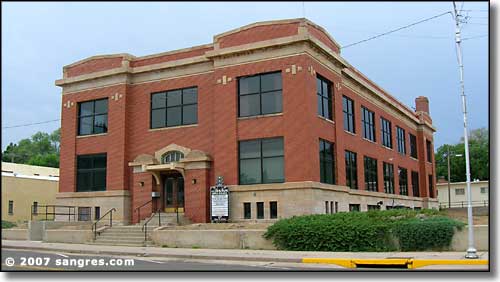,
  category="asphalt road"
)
[1,249,336,271]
